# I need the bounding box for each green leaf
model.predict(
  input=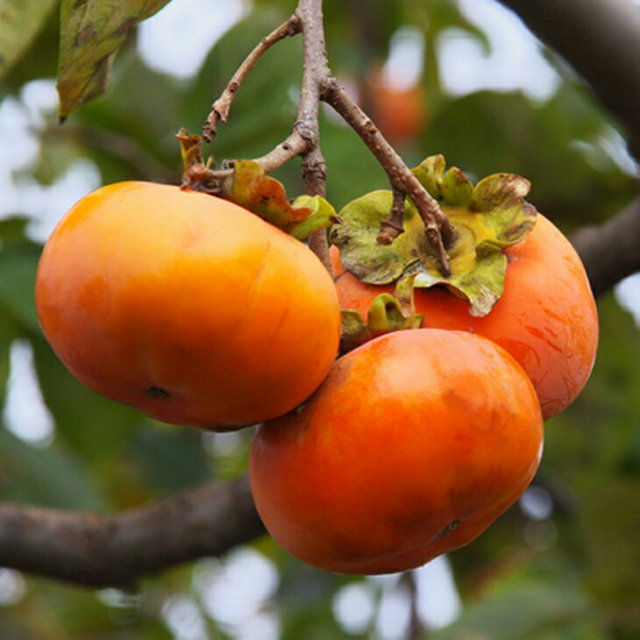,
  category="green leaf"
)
[331,189,418,284]
[57,0,173,118]
[0,308,21,405]
[0,0,58,81]
[0,216,29,243]
[571,473,640,600]
[0,426,107,509]
[0,241,41,331]
[133,429,212,496]
[431,583,588,640]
